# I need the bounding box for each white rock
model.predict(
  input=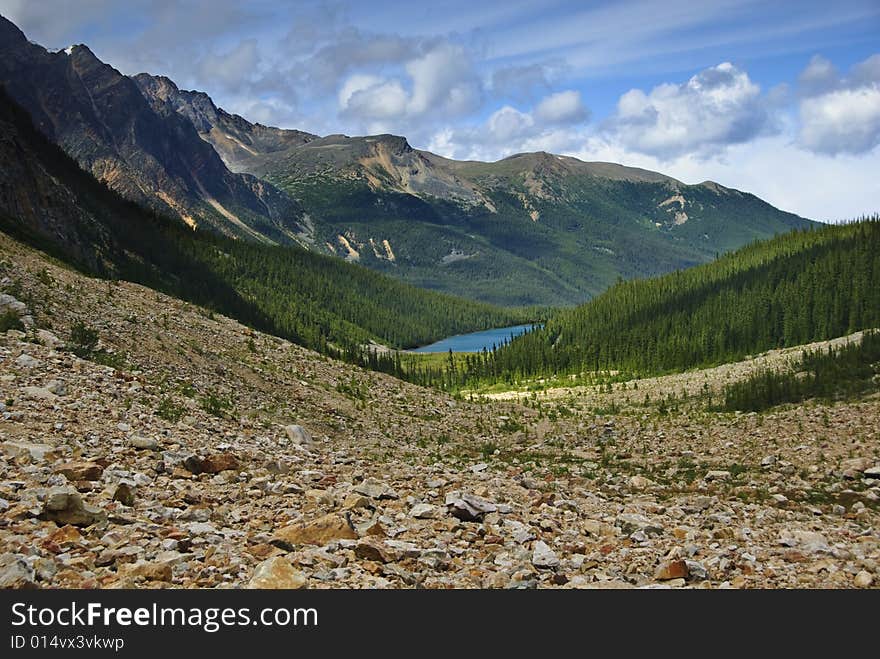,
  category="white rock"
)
[14,354,40,369]
[854,571,874,588]
[531,540,560,568]
[410,503,438,519]
[779,530,830,554]
[285,424,315,449]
